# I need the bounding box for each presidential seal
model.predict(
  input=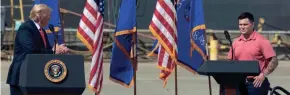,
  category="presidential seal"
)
[44,59,67,83]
